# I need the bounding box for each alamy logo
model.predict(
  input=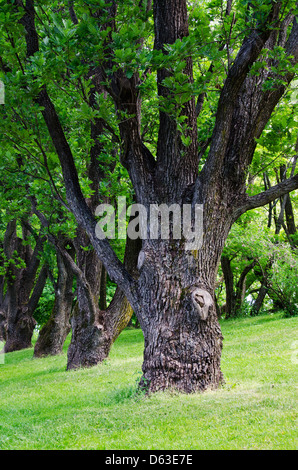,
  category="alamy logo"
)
[0,80,4,104]
[95,197,204,250]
